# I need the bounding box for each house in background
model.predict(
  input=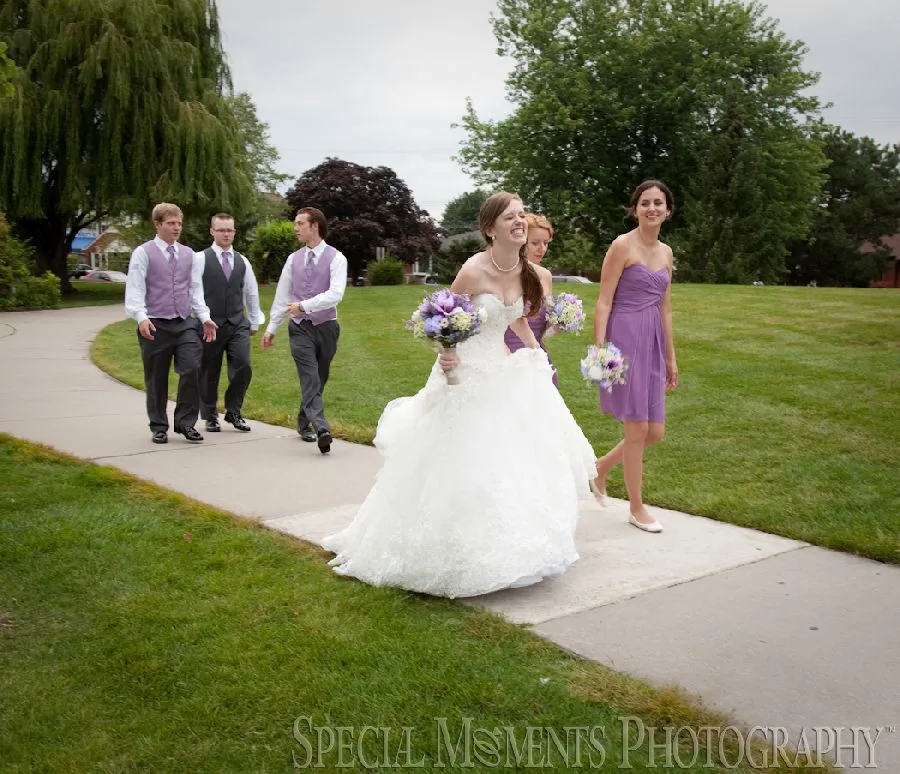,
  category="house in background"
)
[83,227,133,270]
[864,234,900,288]
[71,215,138,269]
[71,227,101,259]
